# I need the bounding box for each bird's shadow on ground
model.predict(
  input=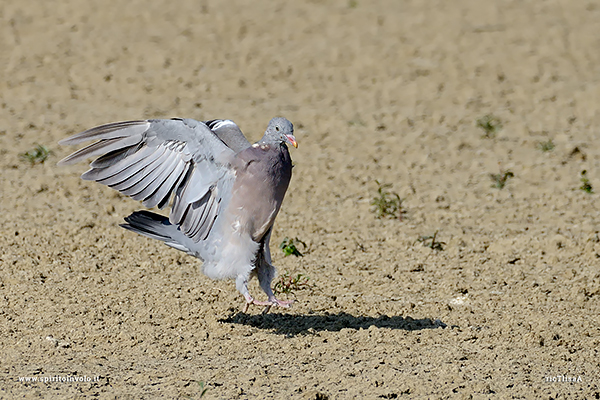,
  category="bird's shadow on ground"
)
[220,311,447,336]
